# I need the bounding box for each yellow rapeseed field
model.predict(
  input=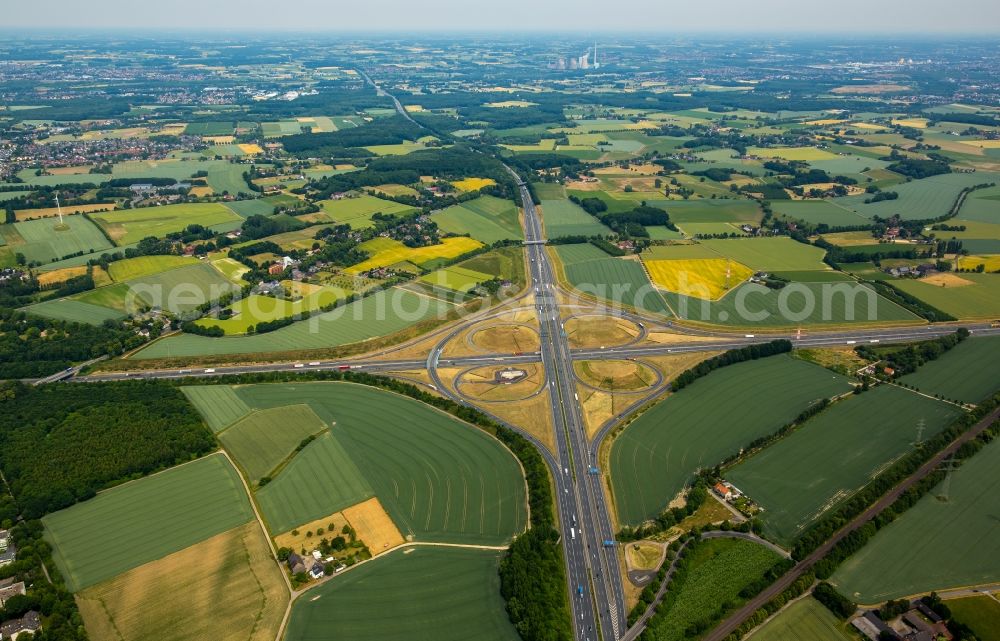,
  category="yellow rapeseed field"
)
[346,237,484,274]
[644,258,753,300]
[450,177,497,191]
